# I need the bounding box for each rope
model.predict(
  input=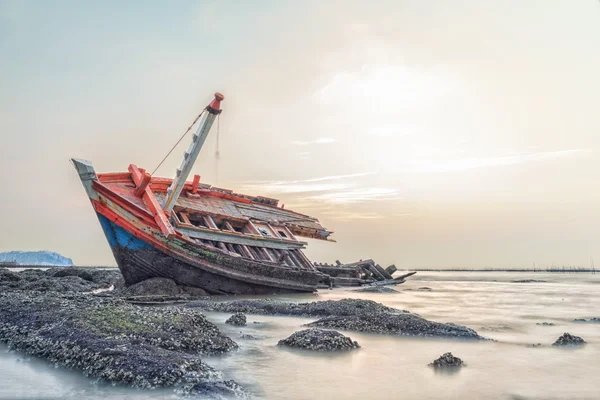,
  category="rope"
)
[150,109,205,176]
